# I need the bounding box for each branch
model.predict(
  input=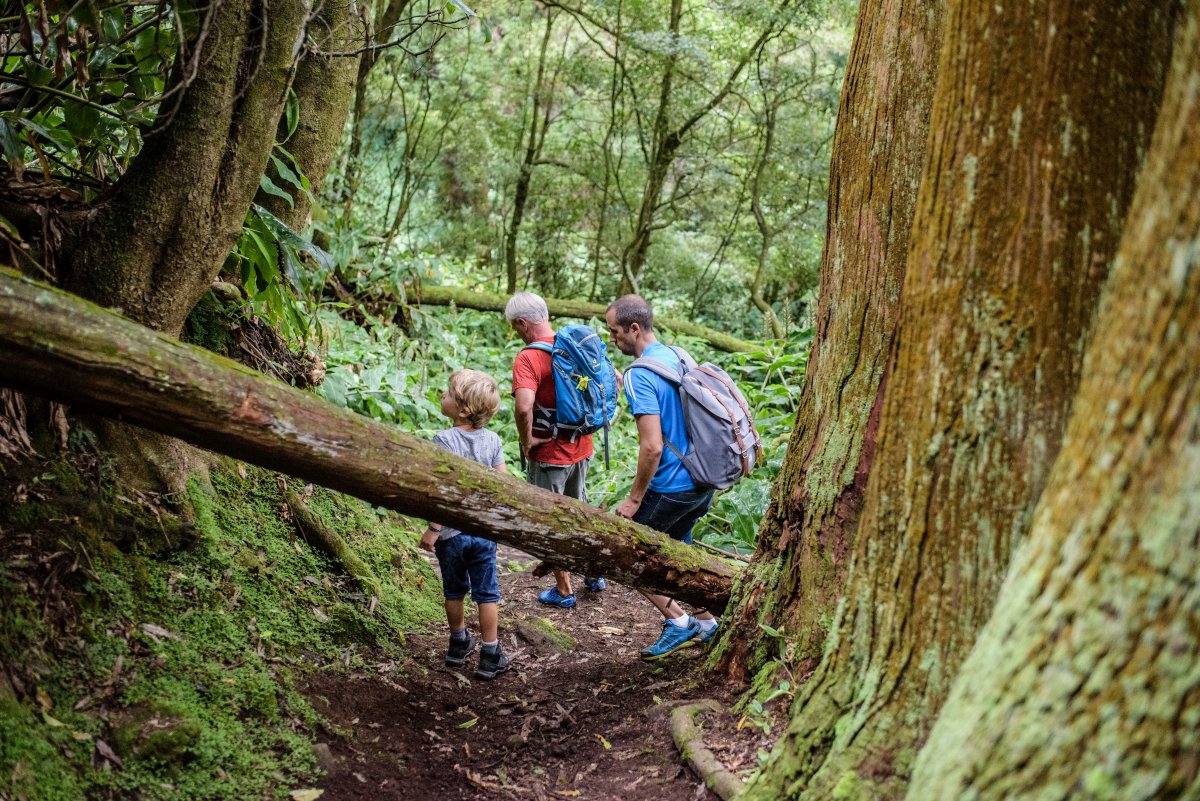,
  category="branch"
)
[408,284,757,353]
[0,270,737,611]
